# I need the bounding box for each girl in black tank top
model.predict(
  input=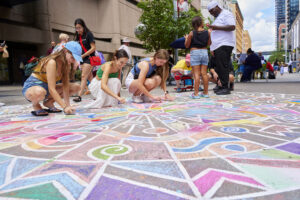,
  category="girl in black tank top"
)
[184,16,211,98]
